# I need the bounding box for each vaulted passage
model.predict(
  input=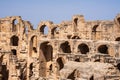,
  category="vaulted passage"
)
[39,42,53,77]
[60,41,71,53]
[98,45,108,54]
[40,42,53,62]
[11,35,19,46]
[78,43,89,54]
[57,57,64,70]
